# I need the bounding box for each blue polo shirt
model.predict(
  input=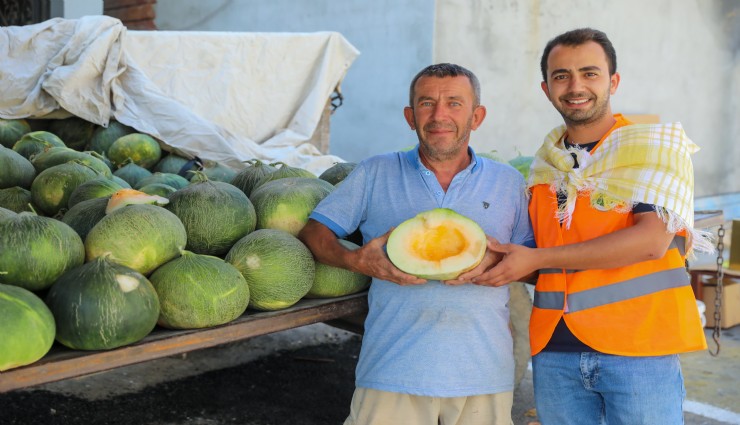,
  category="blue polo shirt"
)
[309,146,534,397]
